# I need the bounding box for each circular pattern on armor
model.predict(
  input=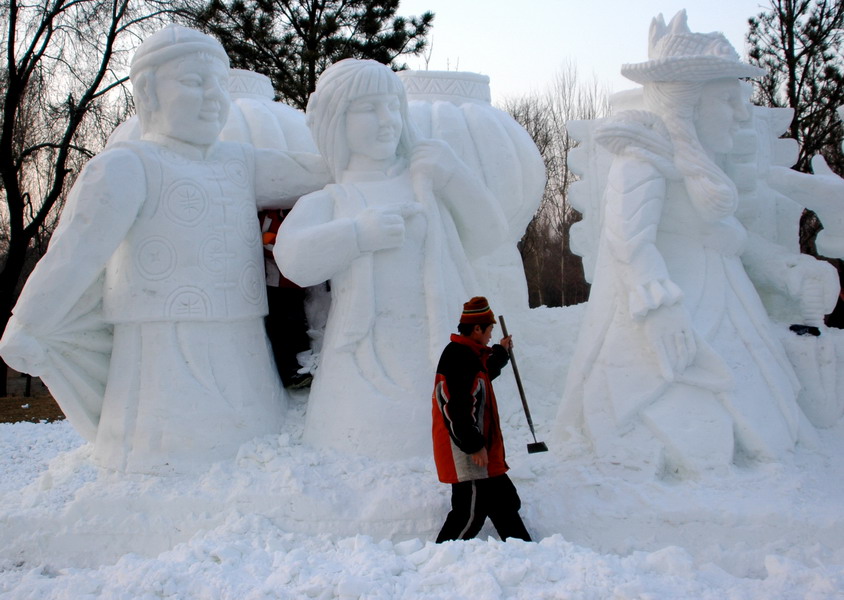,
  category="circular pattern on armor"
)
[164,180,209,226]
[225,159,249,187]
[199,235,228,274]
[165,287,212,319]
[240,261,264,304]
[237,205,261,245]
[135,236,177,280]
